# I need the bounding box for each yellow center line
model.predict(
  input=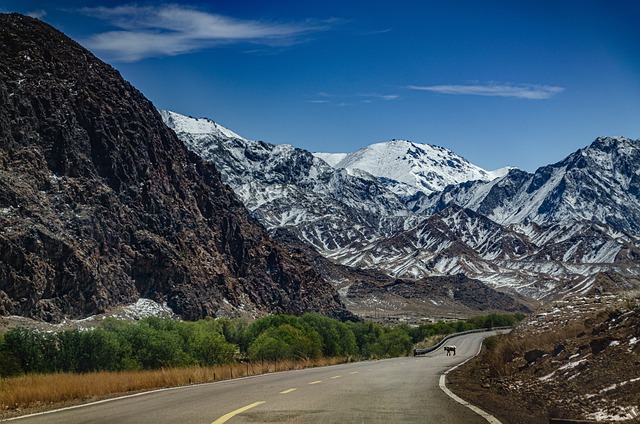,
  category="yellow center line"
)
[308,380,322,385]
[349,371,359,374]
[211,401,266,424]
[331,375,342,379]
[280,388,297,394]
